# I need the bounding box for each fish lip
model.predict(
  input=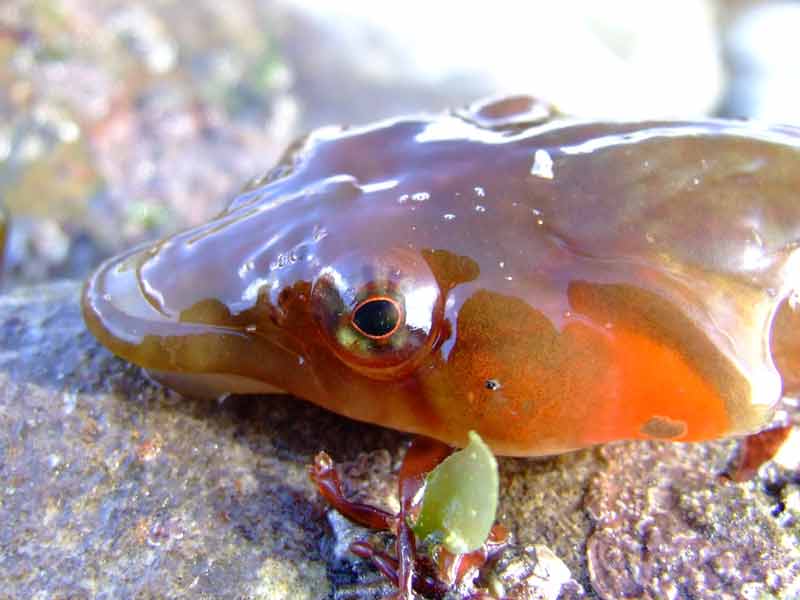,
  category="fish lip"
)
[82,243,265,365]
[83,241,327,405]
[145,369,287,399]
[83,242,244,344]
